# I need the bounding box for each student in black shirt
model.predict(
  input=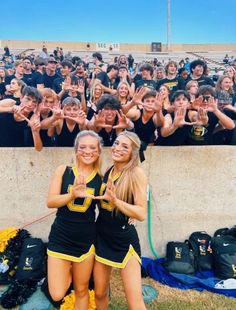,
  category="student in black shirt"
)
[70,61,89,99]
[188,85,235,145]
[125,89,164,147]
[25,88,59,148]
[22,57,34,86]
[5,60,25,85]
[185,60,215,87]
[52,61,73,94]
[4,78,26,105]
[0,67,7,99]
[113,66,132,91]
[42,57,60,89]
[131,63,156,92]
[157,60,185,94]
[46,97,87,147]
[88,94,133,146]
[0,86,43,149]
[86,82,104,120]
[31,58,46,88]
[157,89,235,146]
[96,65,118,95]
